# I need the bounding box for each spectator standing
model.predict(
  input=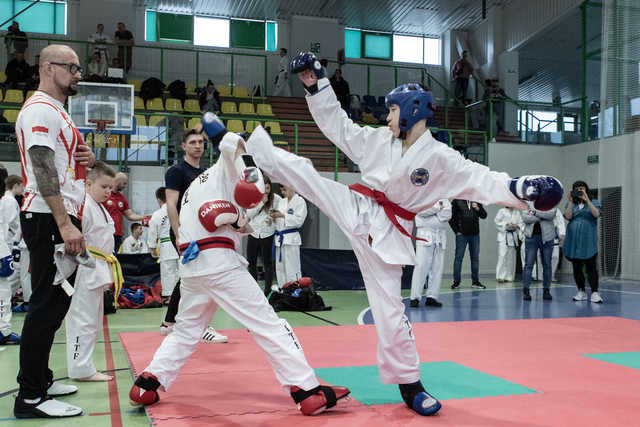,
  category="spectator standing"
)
[494,206,522,283]
[450,199,487,289]
[88,23,111,66]
[5,51,31,88]
[114,22,134,73]
[161,128,227,343]
[102,172,146,253]
[273,48,291,97]
[120,223,148,254]
[271,185,307,289]
[246,176,281,296]
[5,21,28,56]
[330,69,350,112]
[563,181,602,303]
[409,199,452,307]
[147,187,179,304]
[14,44,94,418]
[452,50,473,105]
[521,205,557,301]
